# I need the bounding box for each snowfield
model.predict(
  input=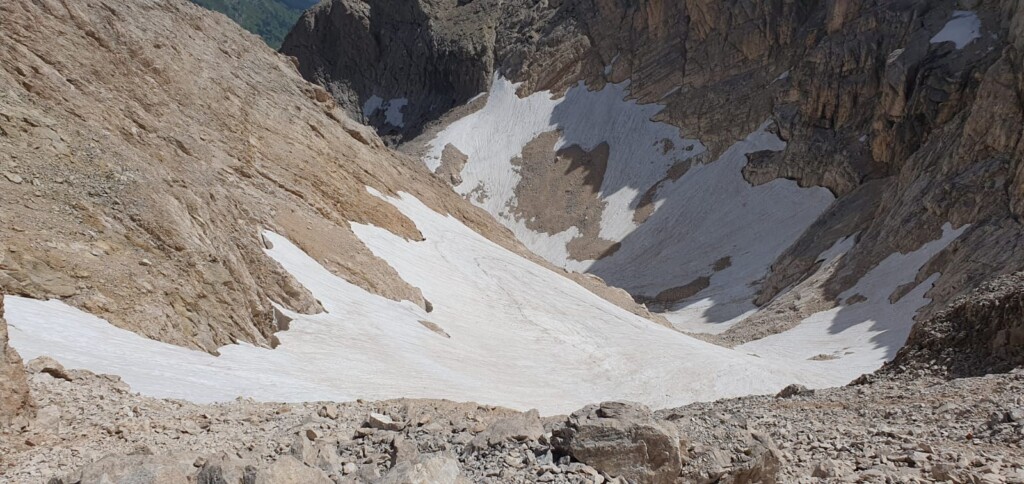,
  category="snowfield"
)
[3,190,794,414]
[424,75,834,333]
[7,188,964,414]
